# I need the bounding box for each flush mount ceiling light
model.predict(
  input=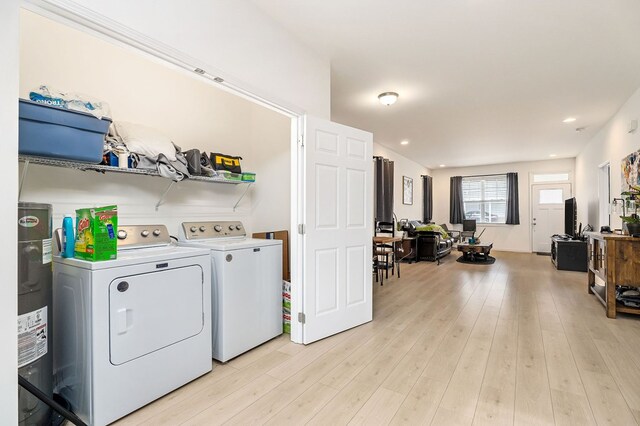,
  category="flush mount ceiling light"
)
[400,140,409,145]
[439,164,446,168]
[563,117,577,123]
[549,154,557,157]
[378,92,399,106]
